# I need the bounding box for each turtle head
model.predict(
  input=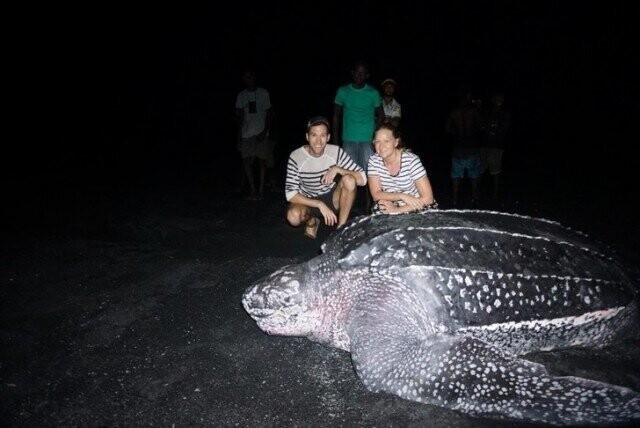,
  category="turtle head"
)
[242,264,316,336]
